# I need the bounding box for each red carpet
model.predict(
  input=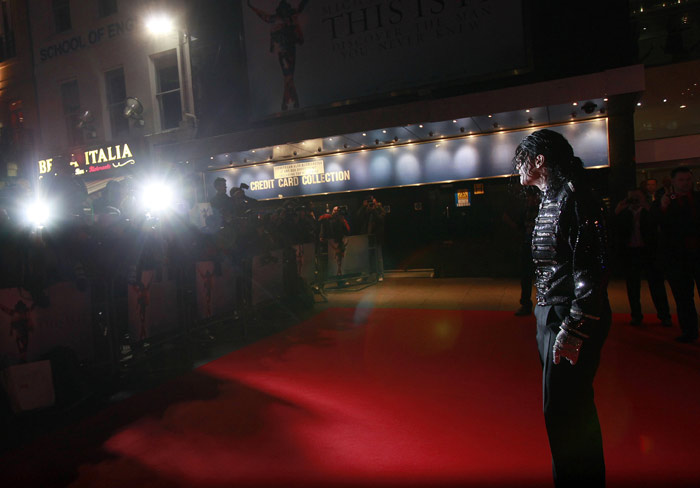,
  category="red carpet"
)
[1,309,699,487]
